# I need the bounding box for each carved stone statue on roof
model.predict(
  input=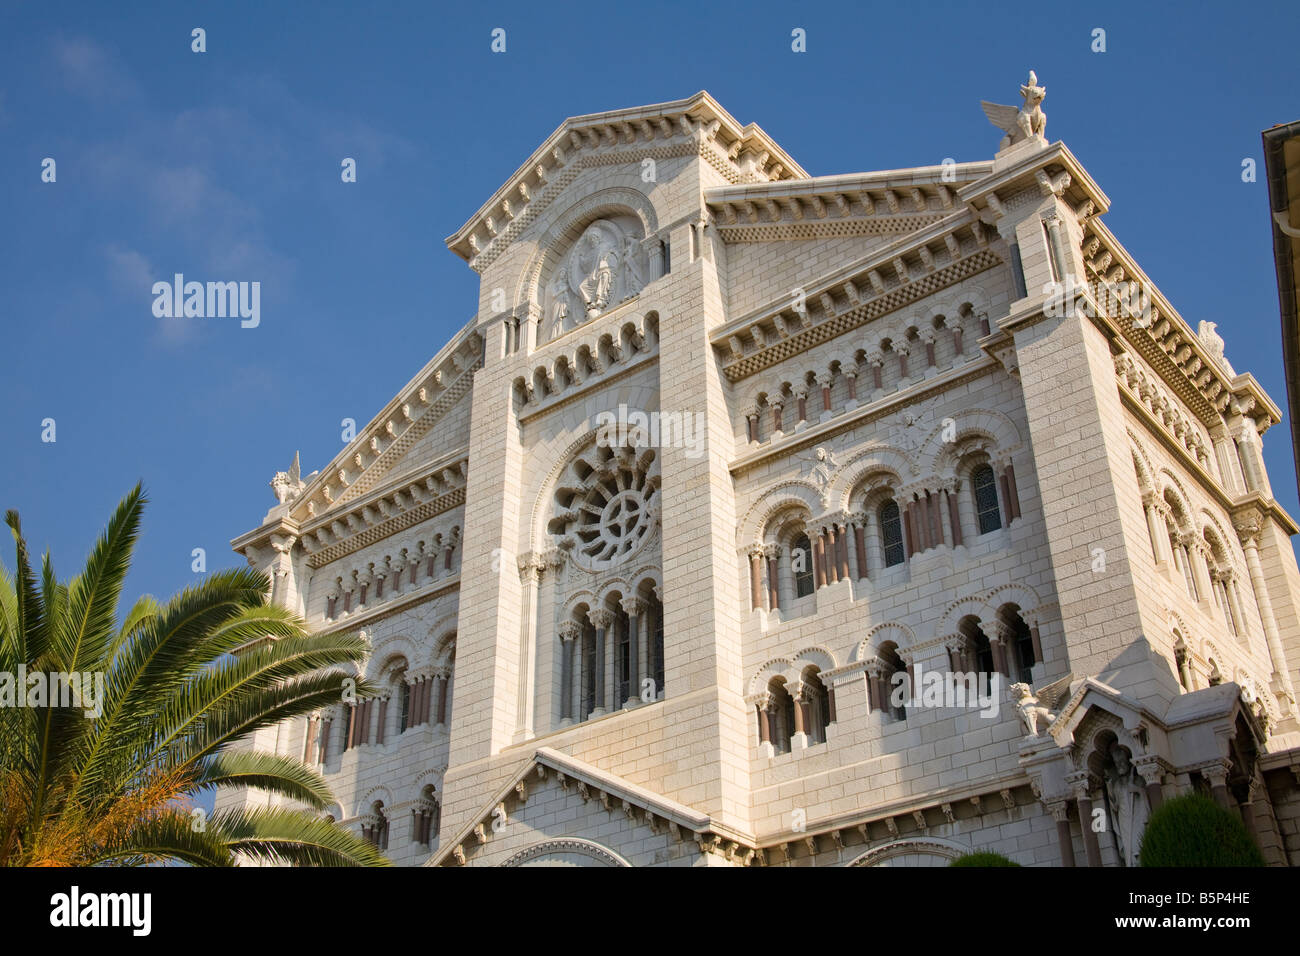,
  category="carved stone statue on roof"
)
[981,71,1047,151]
